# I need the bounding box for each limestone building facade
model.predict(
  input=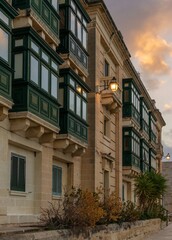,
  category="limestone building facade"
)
[0,0,90,224]
[0,0,165,224]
